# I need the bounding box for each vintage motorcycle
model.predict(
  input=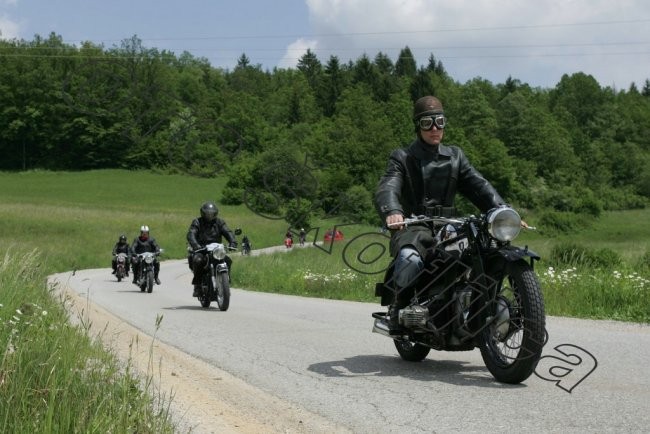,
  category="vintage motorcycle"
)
[192,242,235,310]
[373,206,546,384]
[241,240,251,256]
[133,251,161,293]
[114,252,128,282]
